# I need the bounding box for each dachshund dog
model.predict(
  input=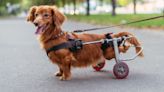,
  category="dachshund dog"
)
[27,5,143,80]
